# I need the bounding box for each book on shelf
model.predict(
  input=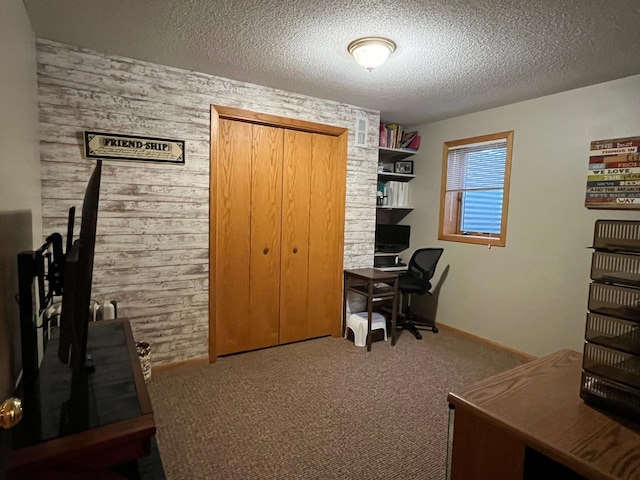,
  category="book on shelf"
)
[406,134,421,150]
[379,122,421,151]
[379,123,388,148]
[388,123,400,149]
[399,130,418,148]
[378,181,410,207]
